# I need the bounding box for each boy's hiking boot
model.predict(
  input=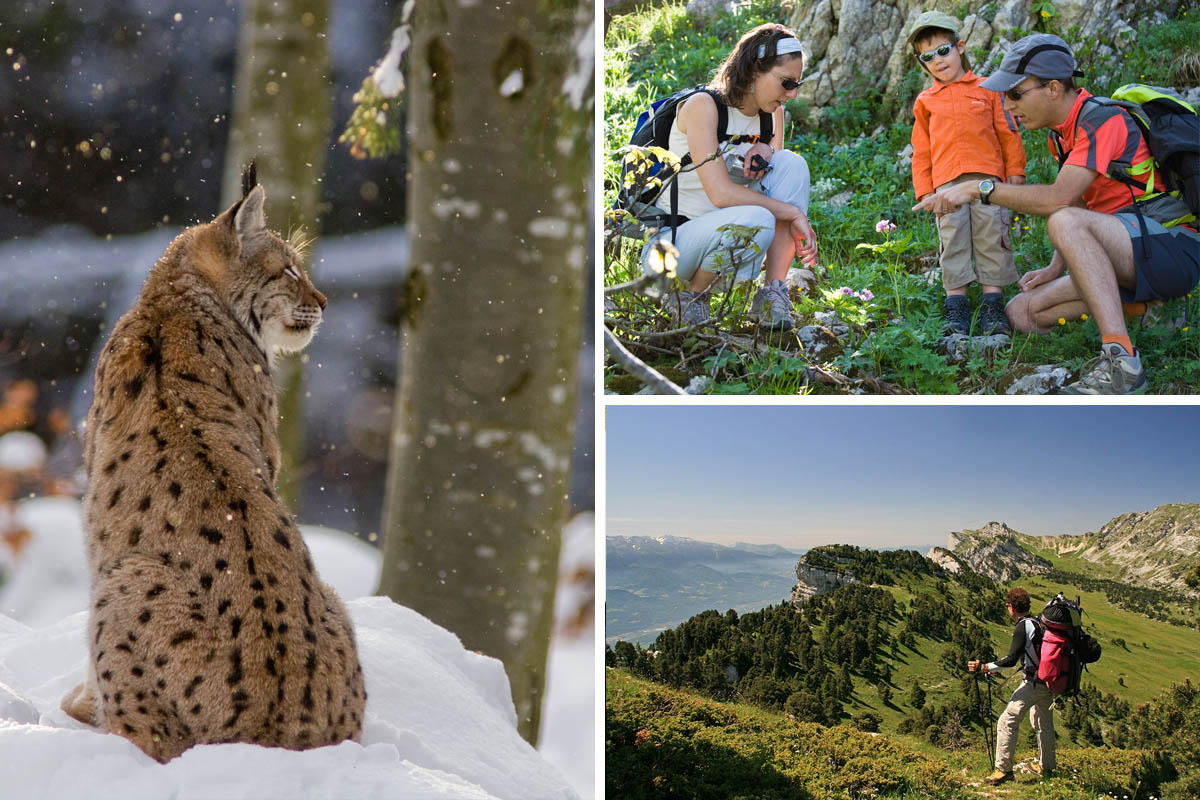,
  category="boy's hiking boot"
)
[978,292,1012,335]
[1061,342,1147,395]
[943,295,971,335]
[666,289,711,327]
[750,279,796,332]
[985,769,1013,786]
